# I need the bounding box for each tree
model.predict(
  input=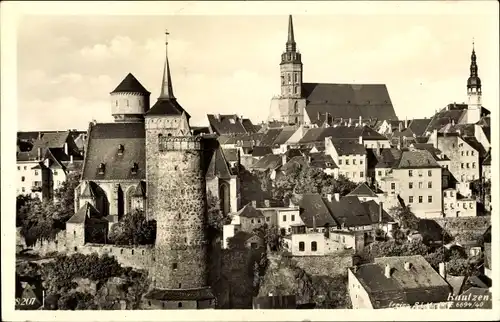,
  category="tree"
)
[16,195,36,227]
[206,190,231,239]
[51,172,80,228]
[362,240,430,261]
[273,162,303,203]
[239,166,271,206]
[19,198,58,247]
[389,205,419,231]
[323,174,358,196]
[108,209,156,246]
[253,224,282,251]
[226,236,246,250]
